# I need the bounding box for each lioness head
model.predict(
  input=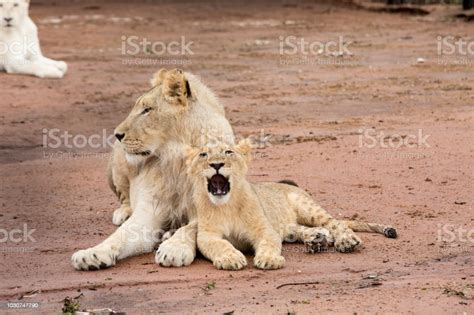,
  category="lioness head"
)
[114,68,193,161]
[0,0,29,29]
[187,140,252,205]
